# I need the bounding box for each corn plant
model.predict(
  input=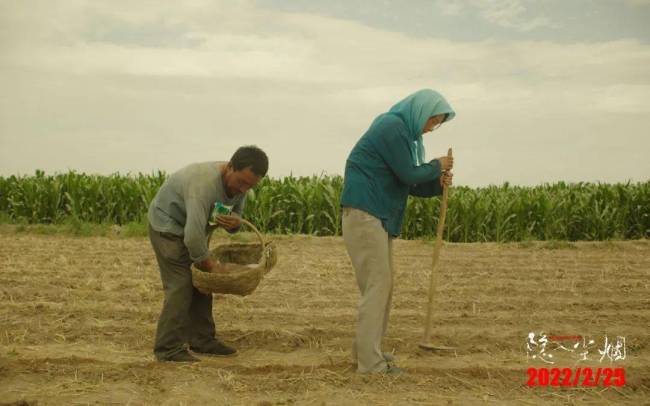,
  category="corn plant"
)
[1,171,648,241]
